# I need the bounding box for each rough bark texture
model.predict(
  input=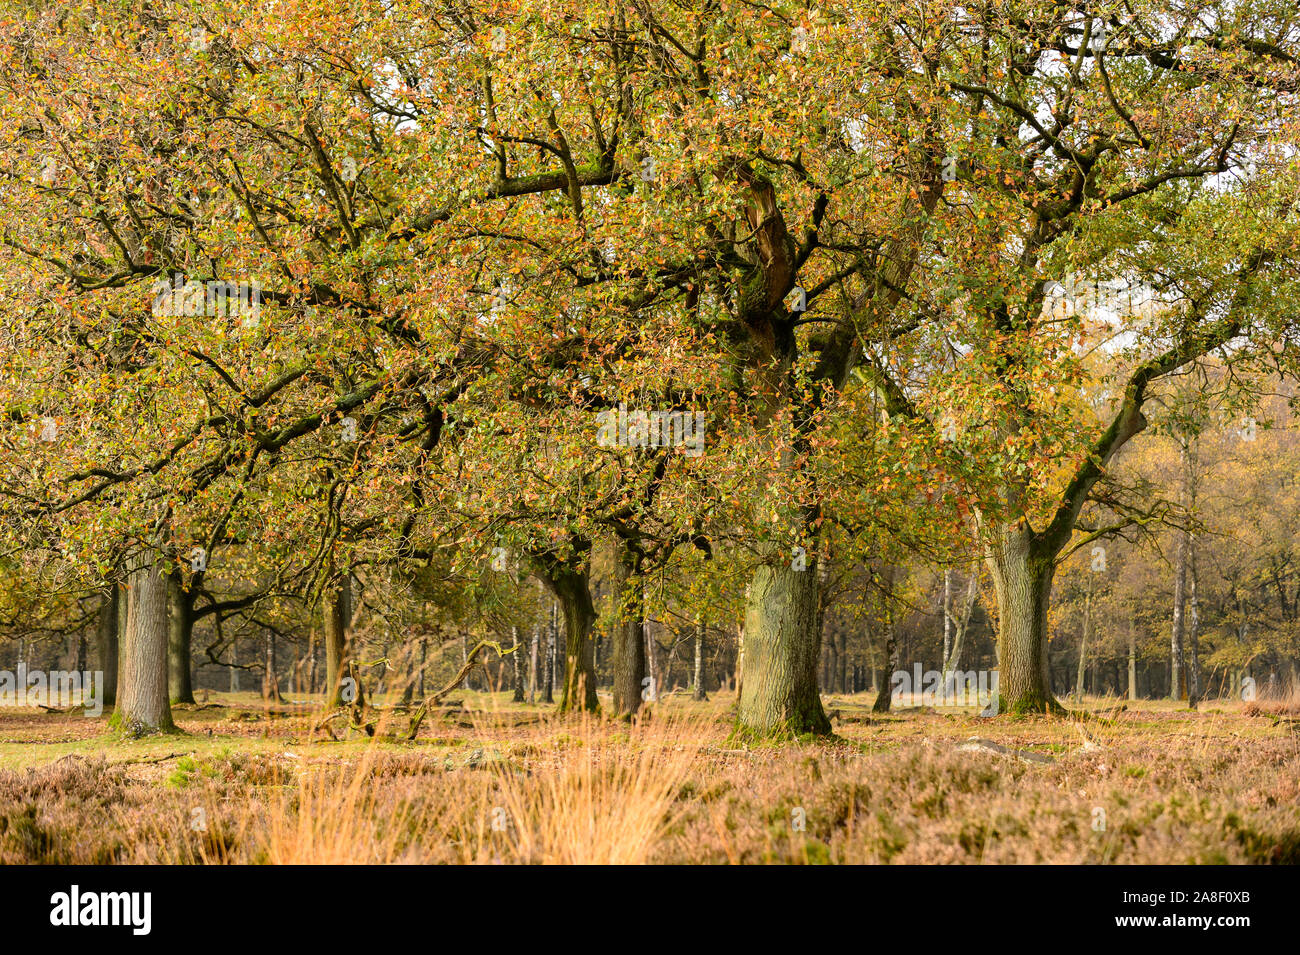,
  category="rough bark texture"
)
[96,586,118,705]
[610,539,647,718]
[871,594,898,714]
[737,561,830,736]
[166,570,196,705]
[554,570,598,712]
[323,572,351,707]
[986,523,1060,714]
[114,552,175,735]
